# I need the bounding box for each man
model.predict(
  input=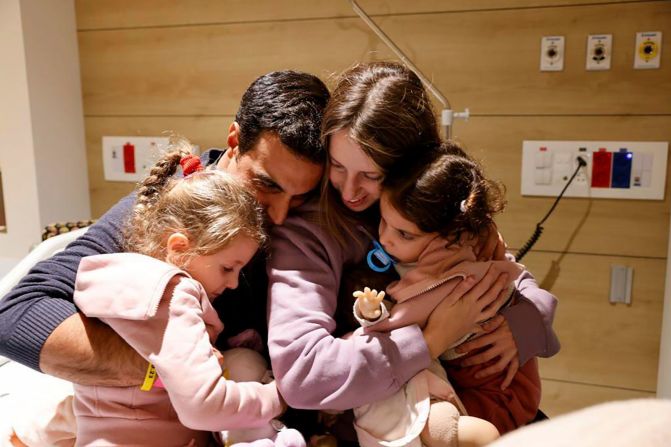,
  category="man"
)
[0,70,329,386]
